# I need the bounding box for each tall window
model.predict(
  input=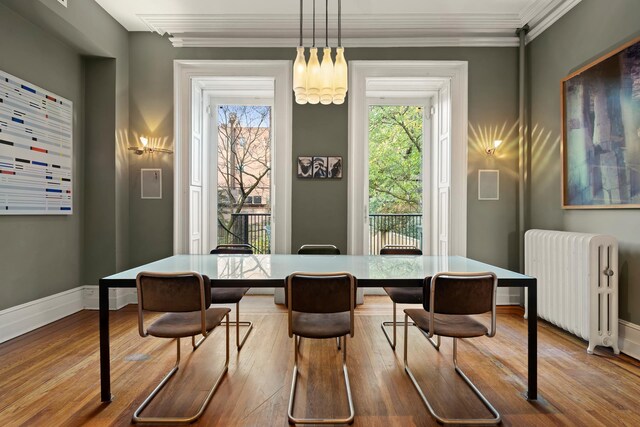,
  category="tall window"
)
[216,105,272,253]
